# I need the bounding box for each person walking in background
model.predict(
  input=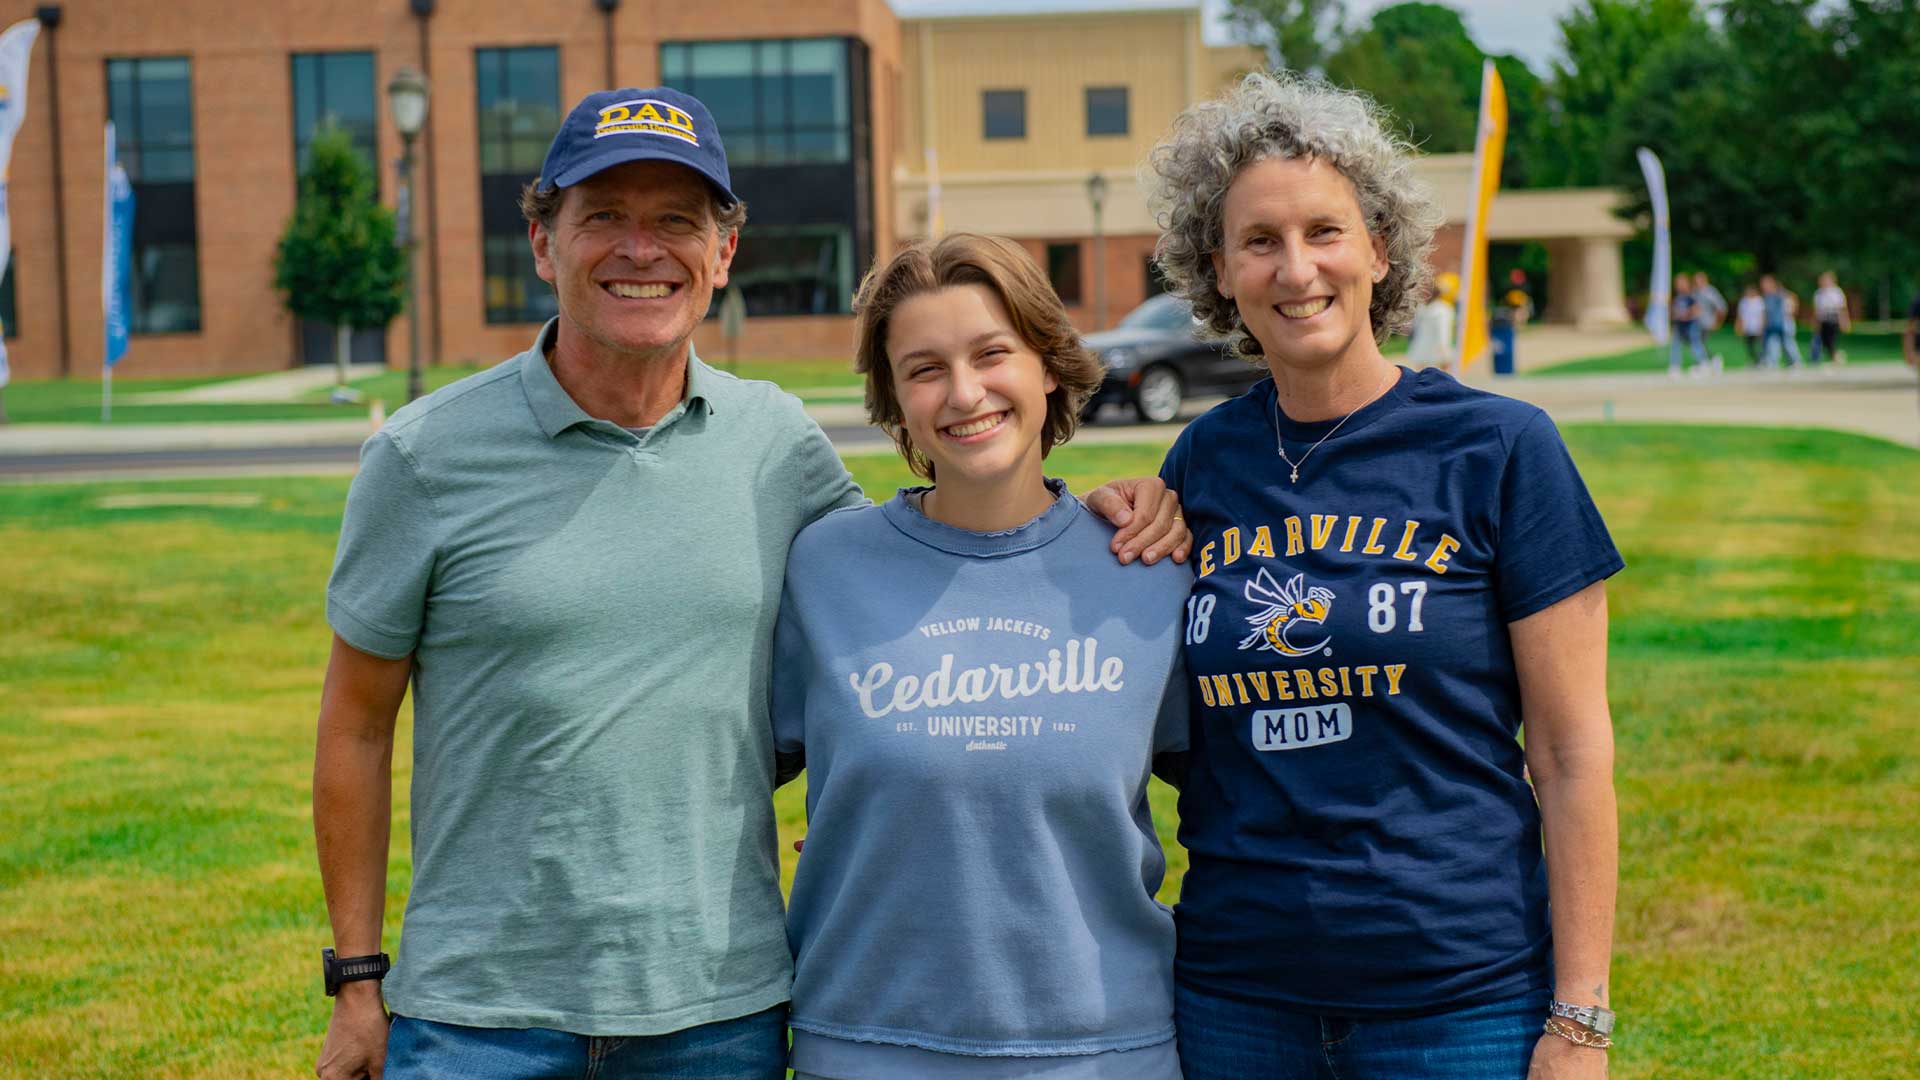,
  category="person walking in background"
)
[1737,284,1766,366]
[1406,270,1459,373]
[1807,271,1850,368]
[1759,274,1804,369]
[1669,273,1709,377]
[1691,272,1727,373]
